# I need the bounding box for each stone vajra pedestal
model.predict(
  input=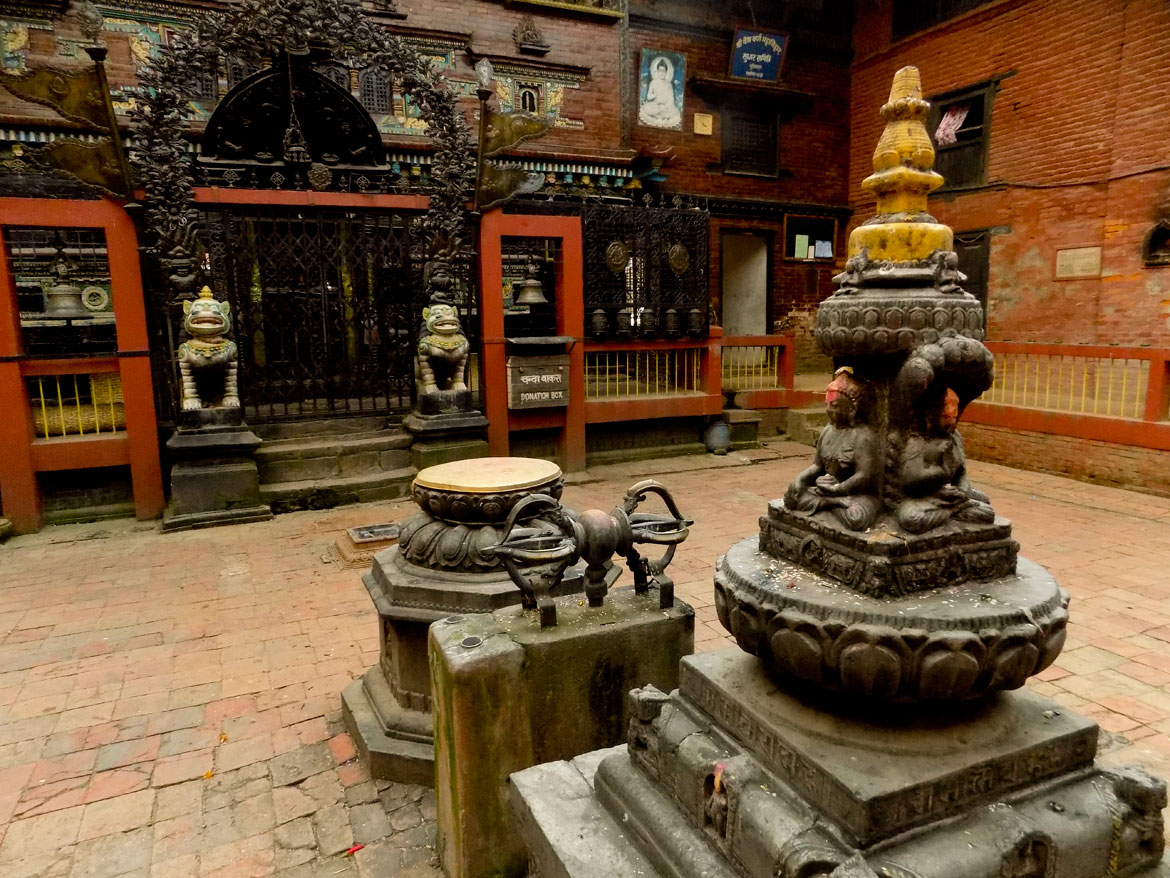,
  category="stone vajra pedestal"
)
[162,287,271,532]
[341,457,601,785]
[510,67,1168,878]
[433,480,697,878]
